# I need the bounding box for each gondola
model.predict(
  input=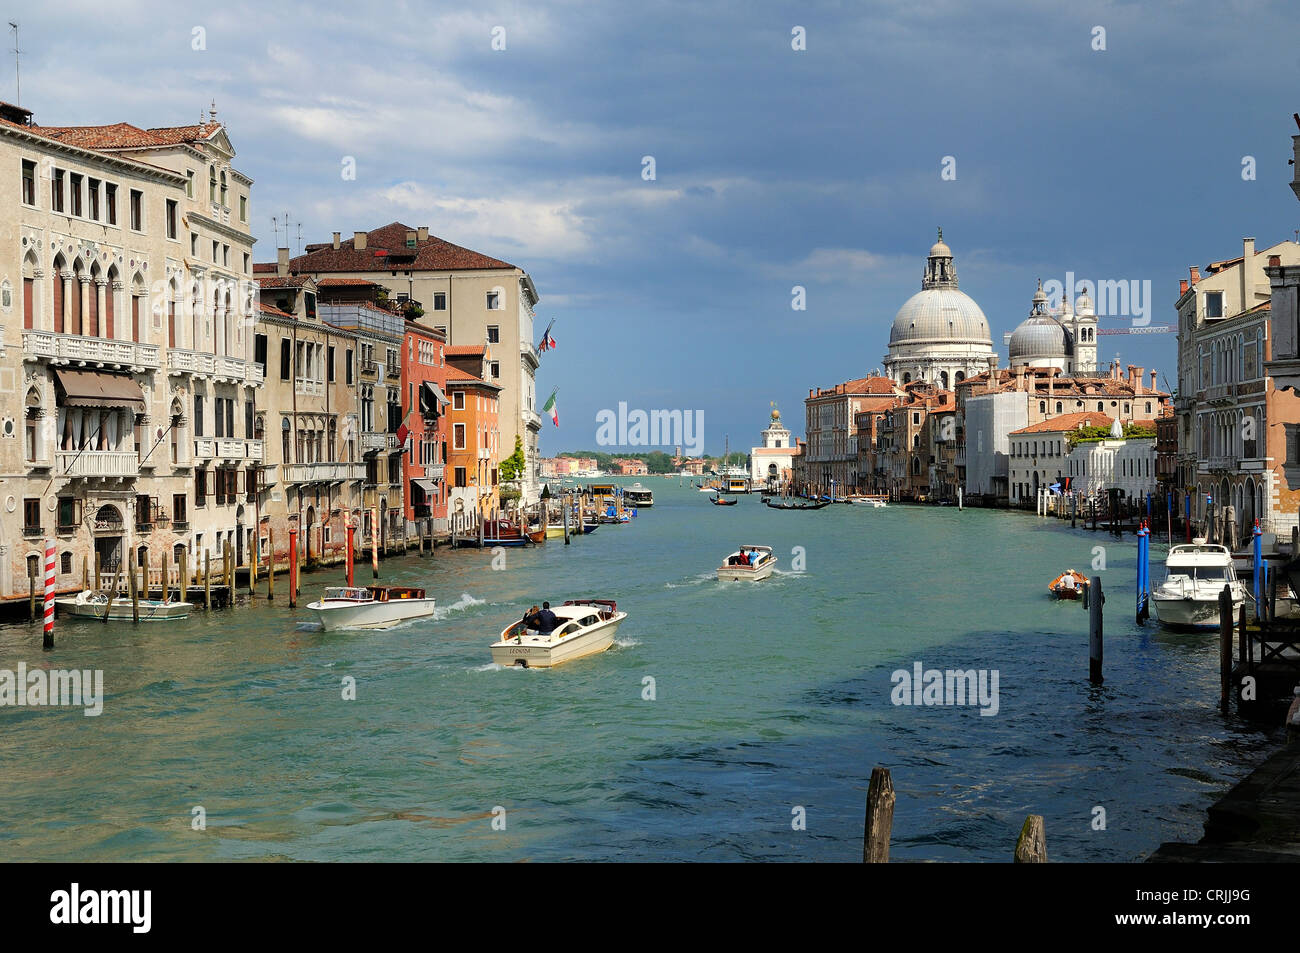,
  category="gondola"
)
[764,499,830,510]
[712,496,739,506]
